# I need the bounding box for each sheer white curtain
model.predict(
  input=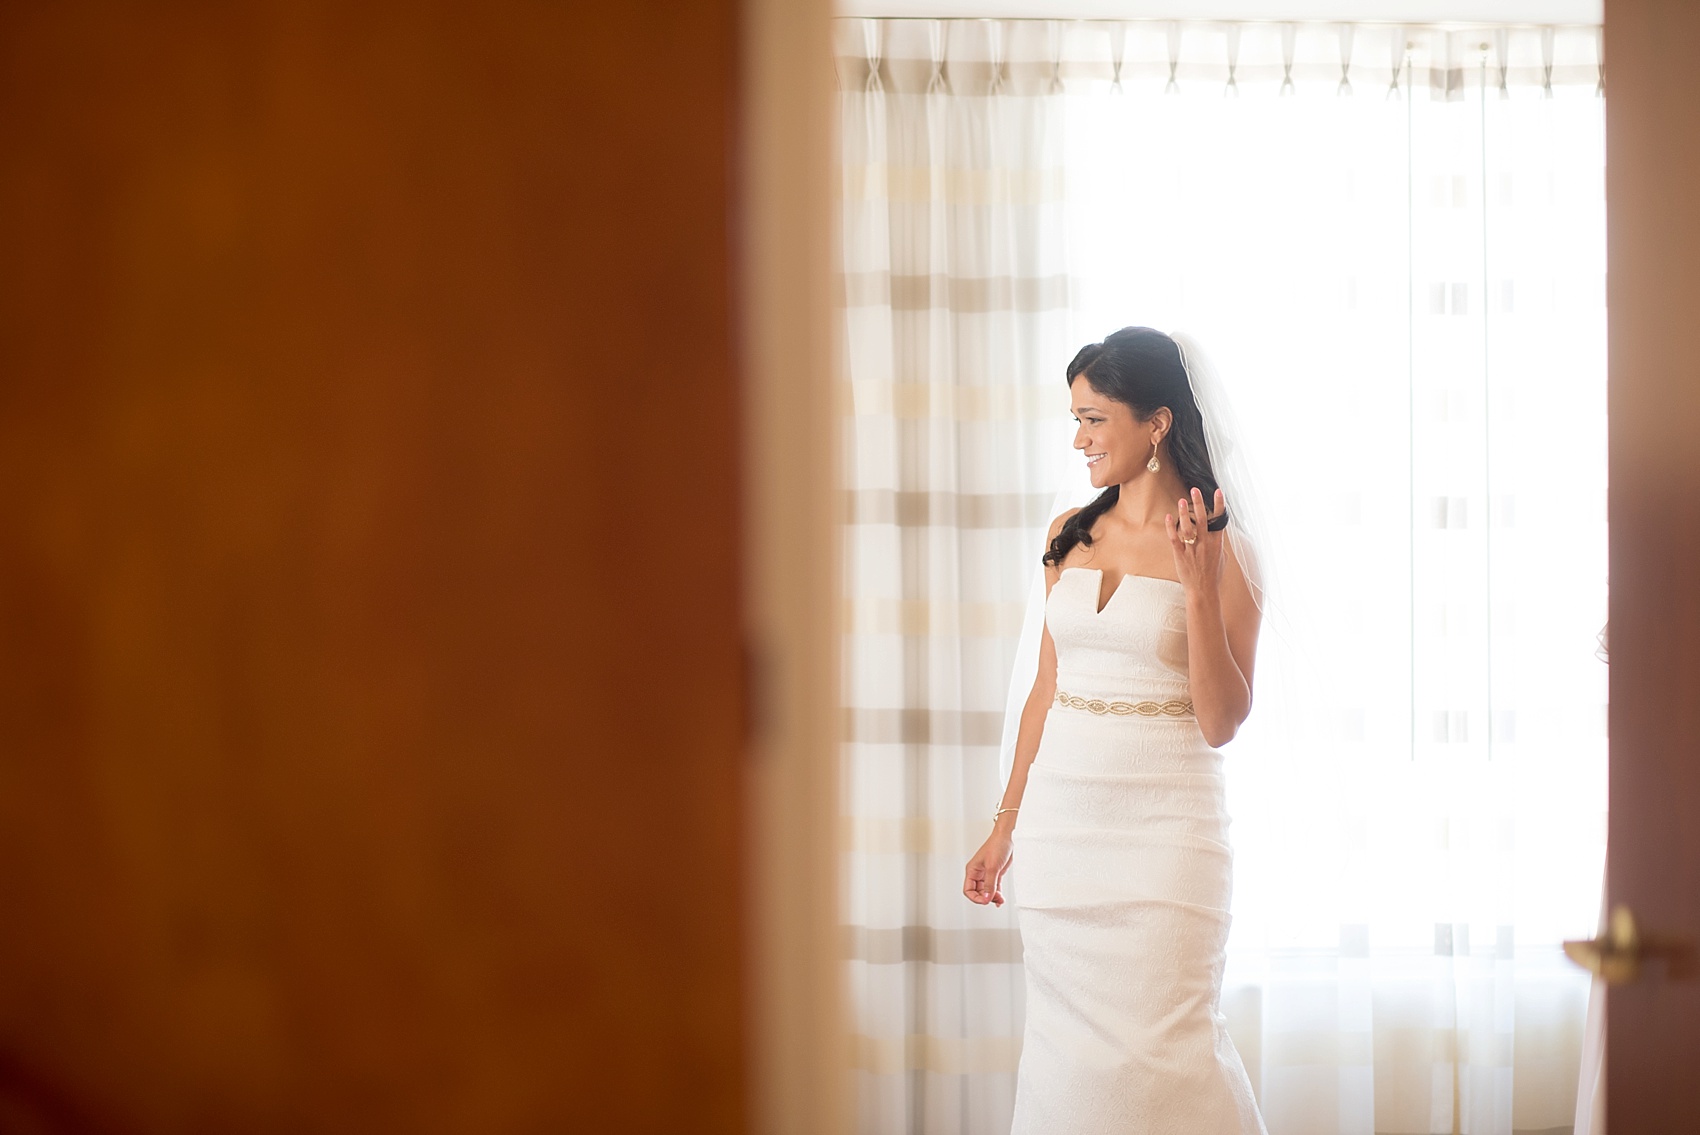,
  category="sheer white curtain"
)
[838,19,1606,1135]
[837,19,1075,1135]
